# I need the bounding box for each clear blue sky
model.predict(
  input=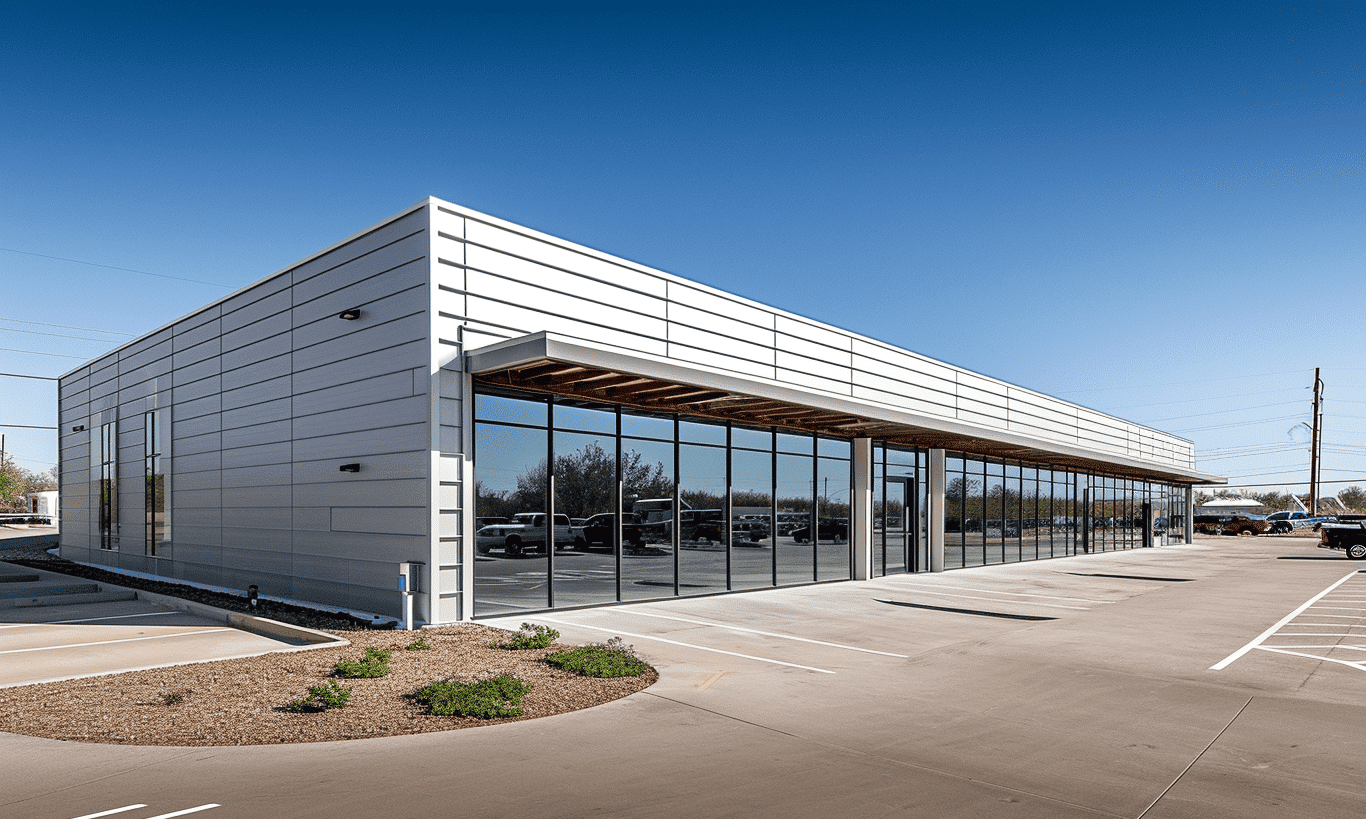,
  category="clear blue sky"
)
[2,1,1362,499]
